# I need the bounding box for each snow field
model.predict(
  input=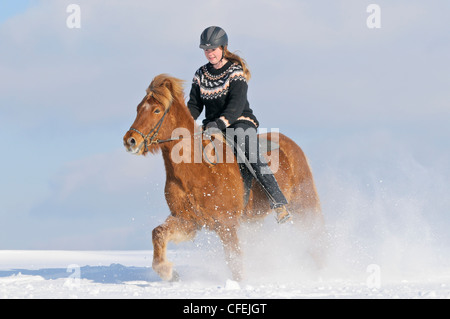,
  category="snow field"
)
[1,223,450,299]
